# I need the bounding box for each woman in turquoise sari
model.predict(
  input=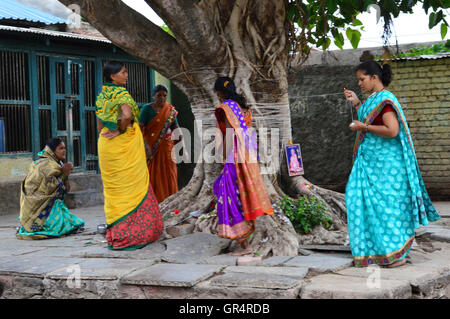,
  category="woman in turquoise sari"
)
[344,61,440,268]
[17,138,85,240]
